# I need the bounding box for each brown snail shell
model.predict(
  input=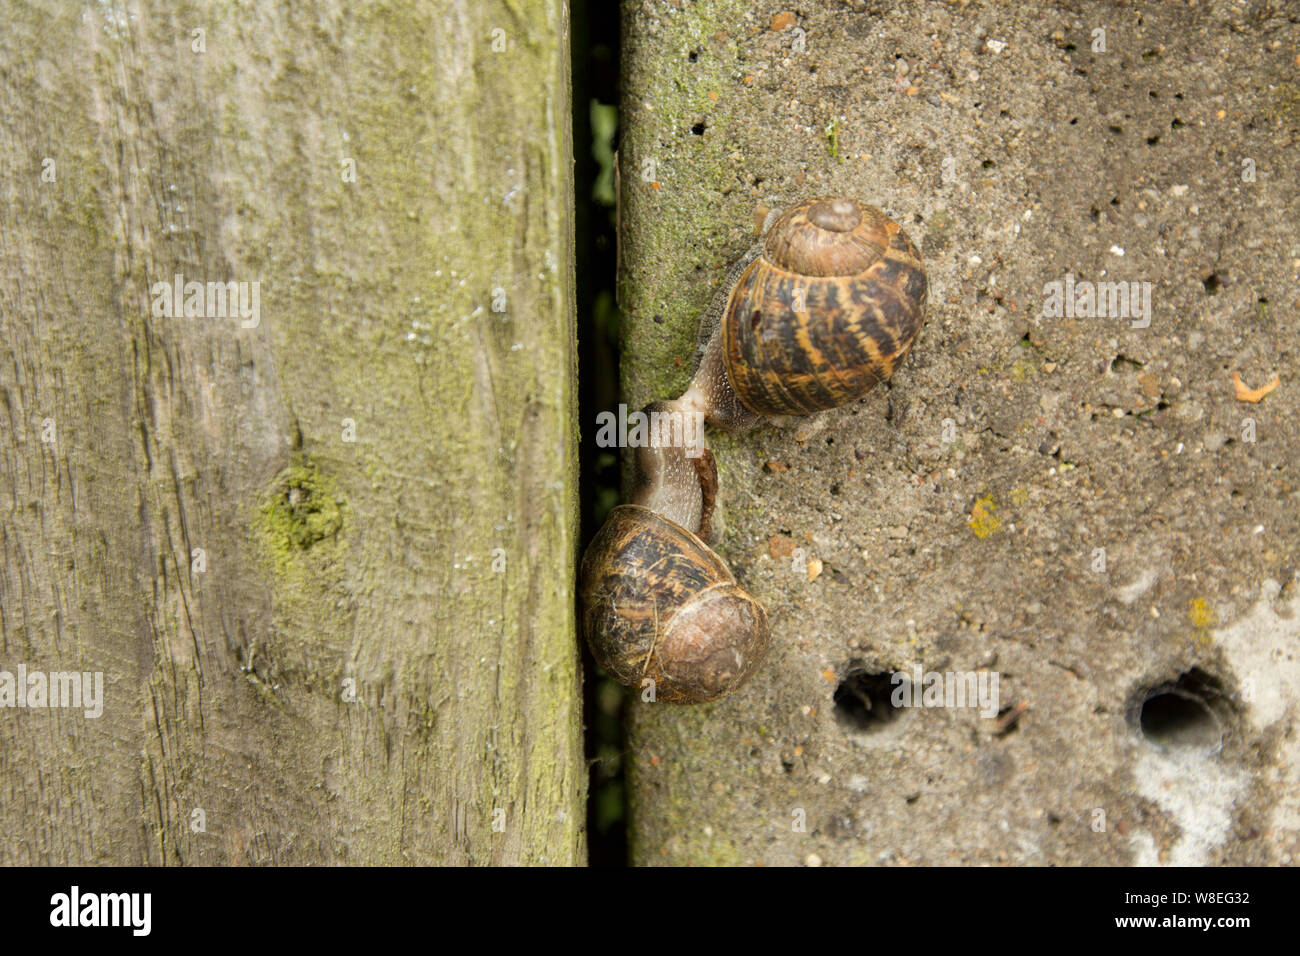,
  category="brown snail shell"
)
[721,197,927,416]
[579,504,768,704]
